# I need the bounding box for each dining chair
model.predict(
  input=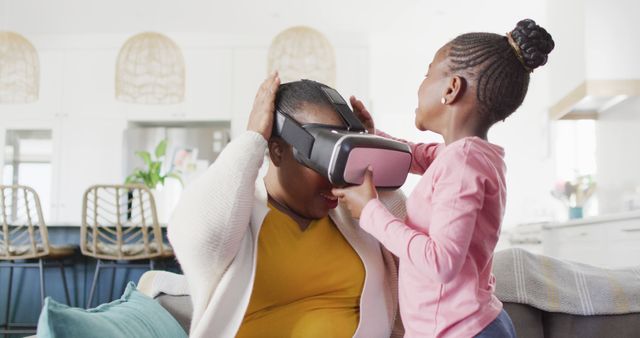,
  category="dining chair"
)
[80,184,174,308]
[0,185,75,336]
